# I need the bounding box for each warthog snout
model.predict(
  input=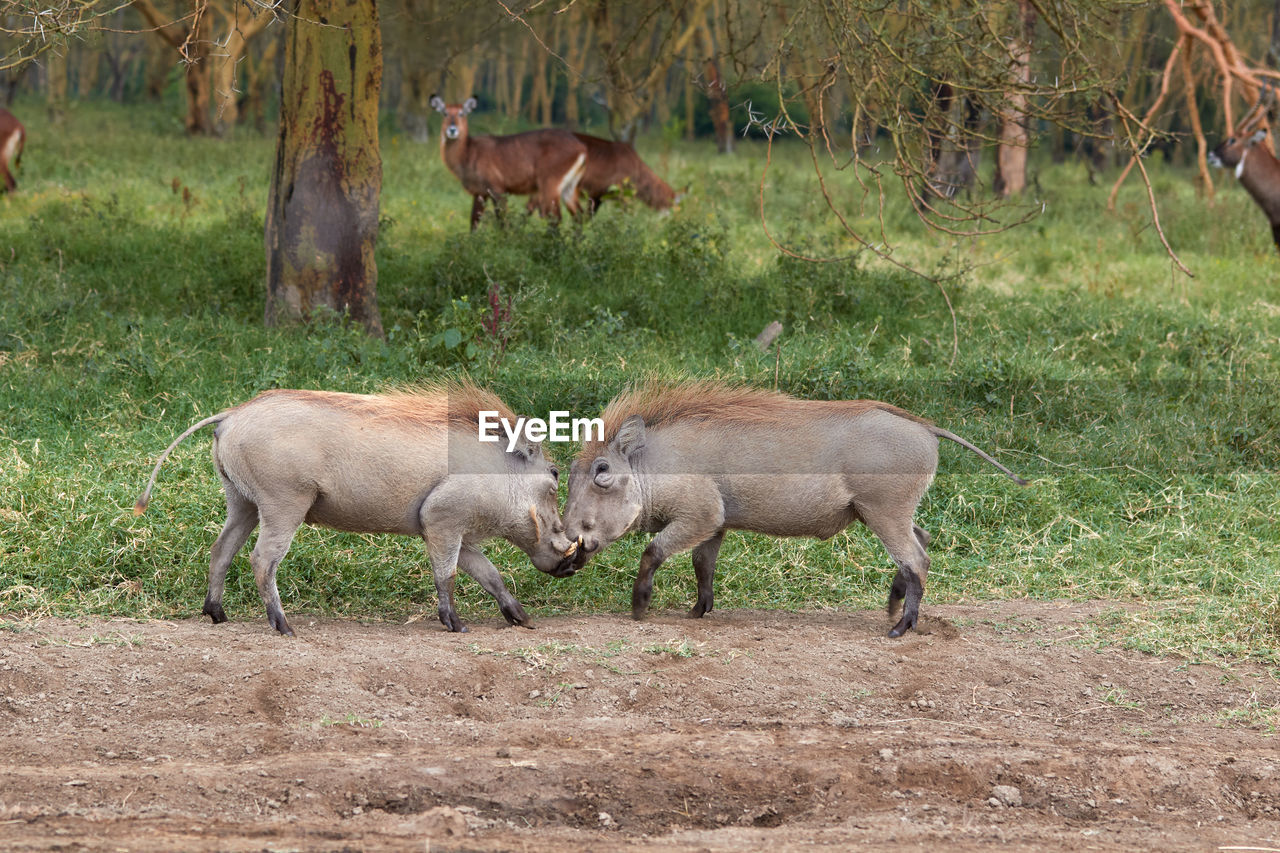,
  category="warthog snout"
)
[544,536,584,577]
